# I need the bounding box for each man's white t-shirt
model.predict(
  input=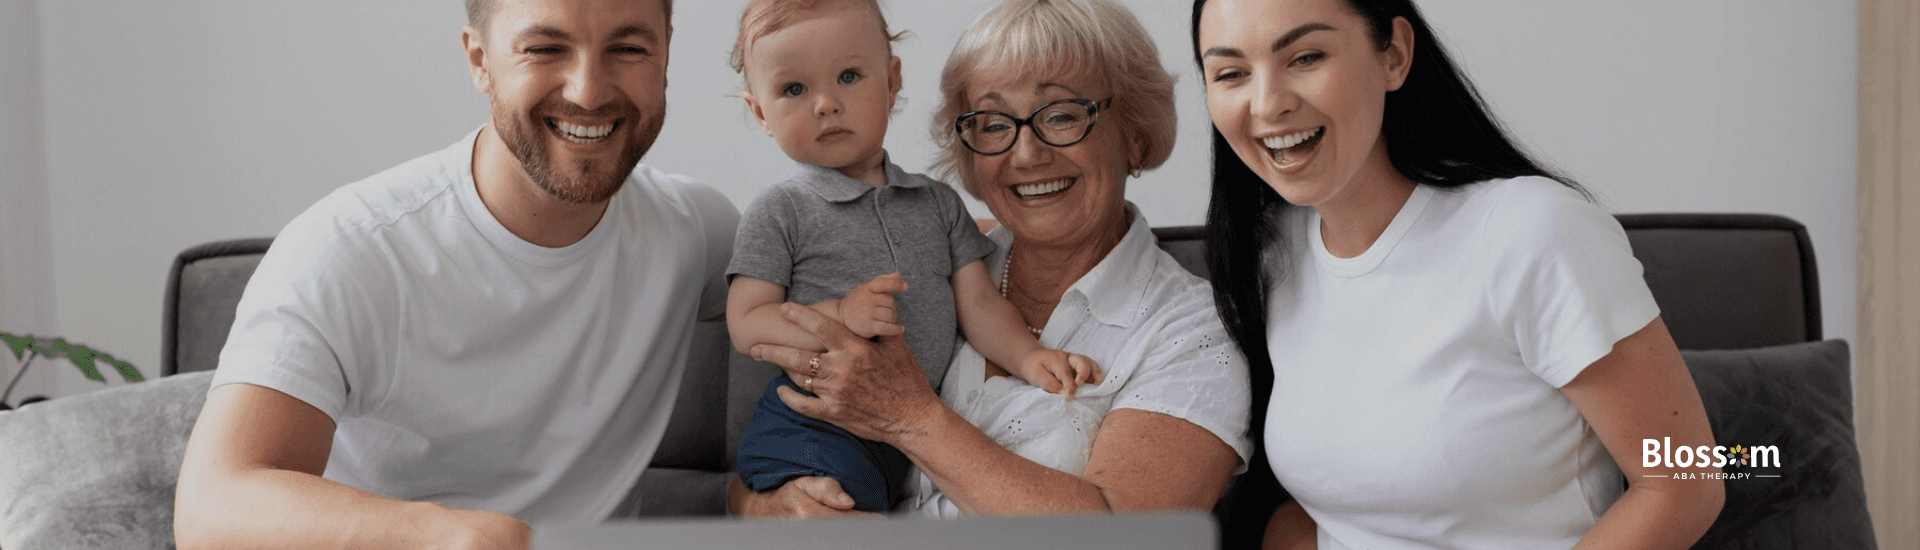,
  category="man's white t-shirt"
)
[211,129,738,522]
[1263,178,1658,549]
